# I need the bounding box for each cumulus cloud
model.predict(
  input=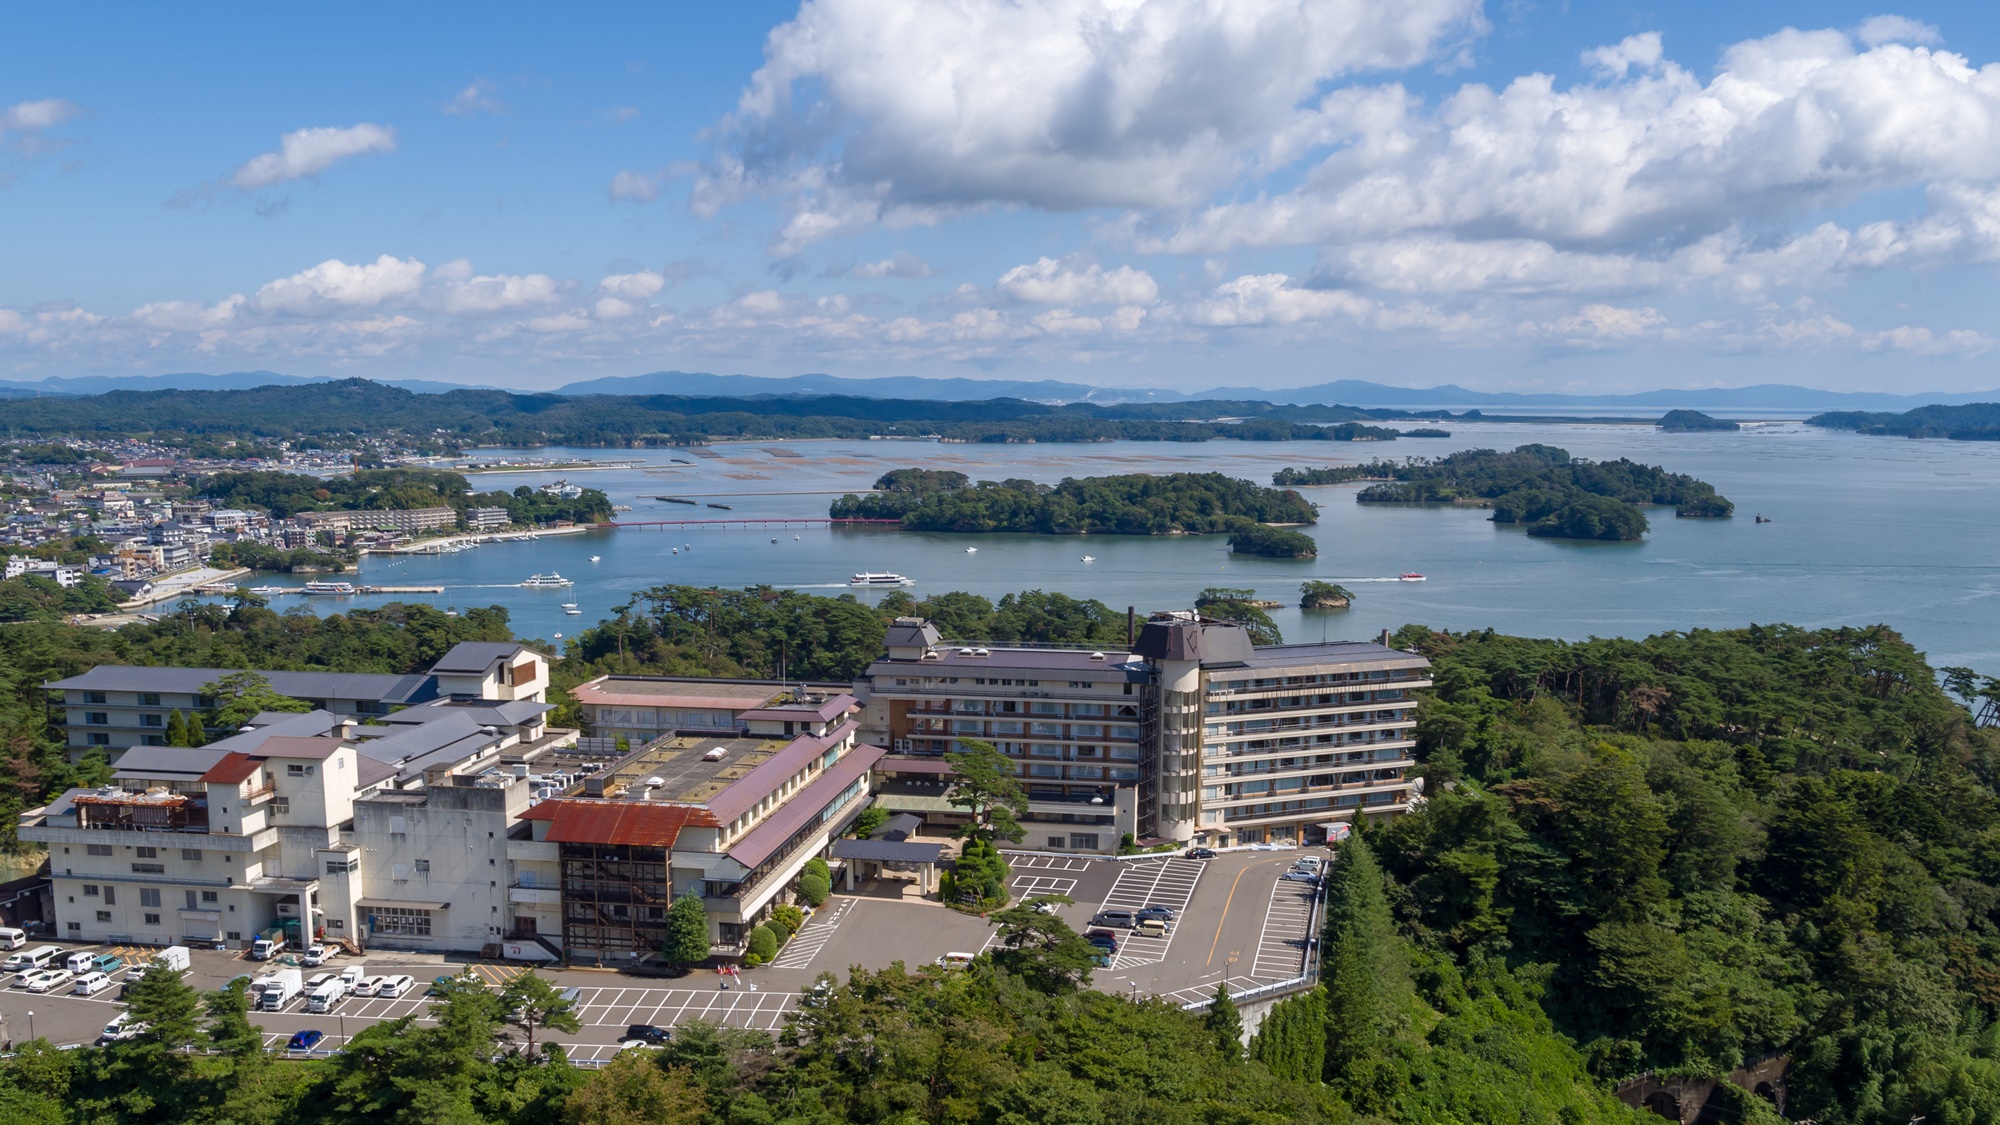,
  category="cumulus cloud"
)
[2,98,82,134]
[1582,32,1663,79]
[230,124,396,190]
[1857,15,1940,48]
[252,255,426,313]
[444,80,504,116]
[1151,31,2000,256]
[698,0,1485,248]
[996,257,1159,304]
[429,260,561,314]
